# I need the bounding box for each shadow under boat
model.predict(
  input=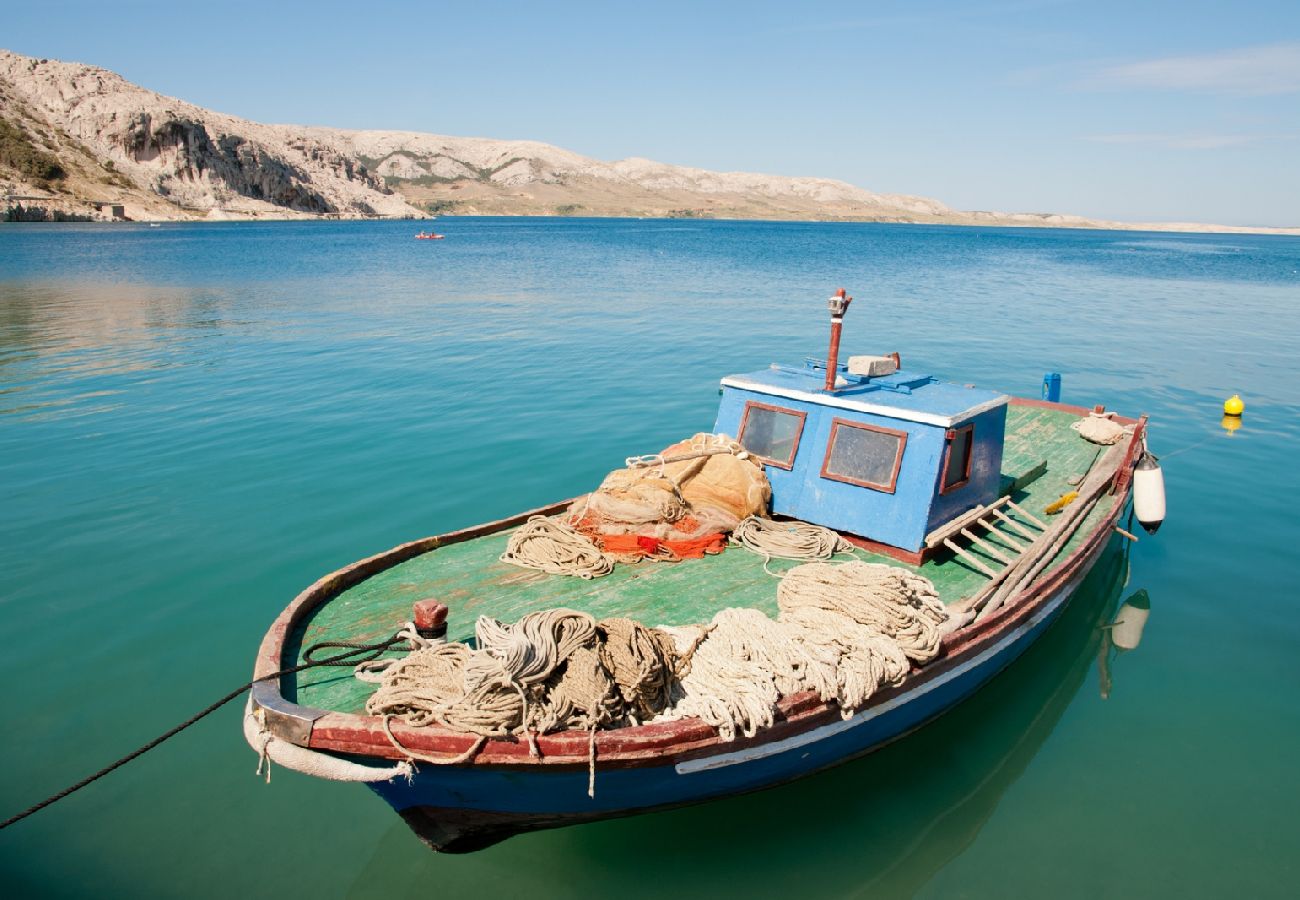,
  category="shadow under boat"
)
[348,537,1147,895]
